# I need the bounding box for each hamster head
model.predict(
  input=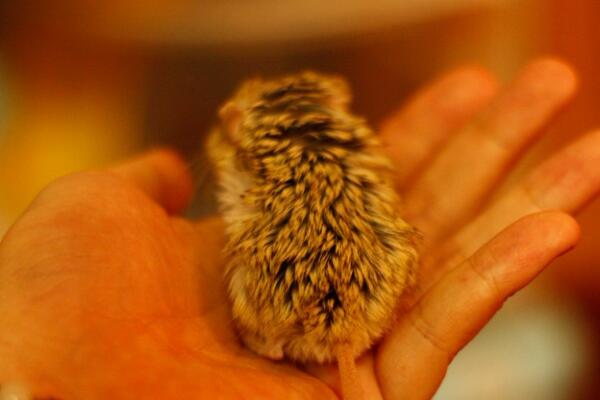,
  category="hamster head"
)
[214,71,383,181]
